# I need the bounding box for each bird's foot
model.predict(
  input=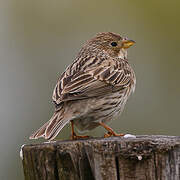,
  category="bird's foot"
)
[104,131,124,138]
[99,122,124,138]
[71,133,90,140]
